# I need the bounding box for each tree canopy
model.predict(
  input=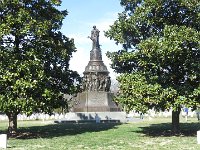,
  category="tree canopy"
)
[0,0,80,133]
[105,0,200,133]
